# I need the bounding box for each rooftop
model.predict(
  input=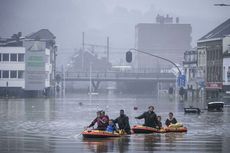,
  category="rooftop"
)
[199,18,230,41]
[26,29,55,40]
